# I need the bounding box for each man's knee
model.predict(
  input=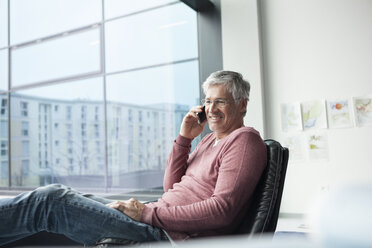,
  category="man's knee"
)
[32,184,69,200]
